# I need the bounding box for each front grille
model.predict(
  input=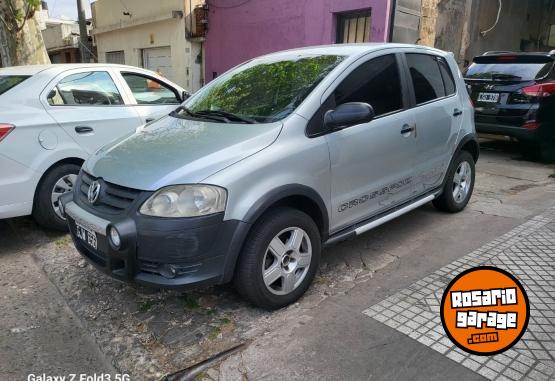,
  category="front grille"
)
[79,171,141,214]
